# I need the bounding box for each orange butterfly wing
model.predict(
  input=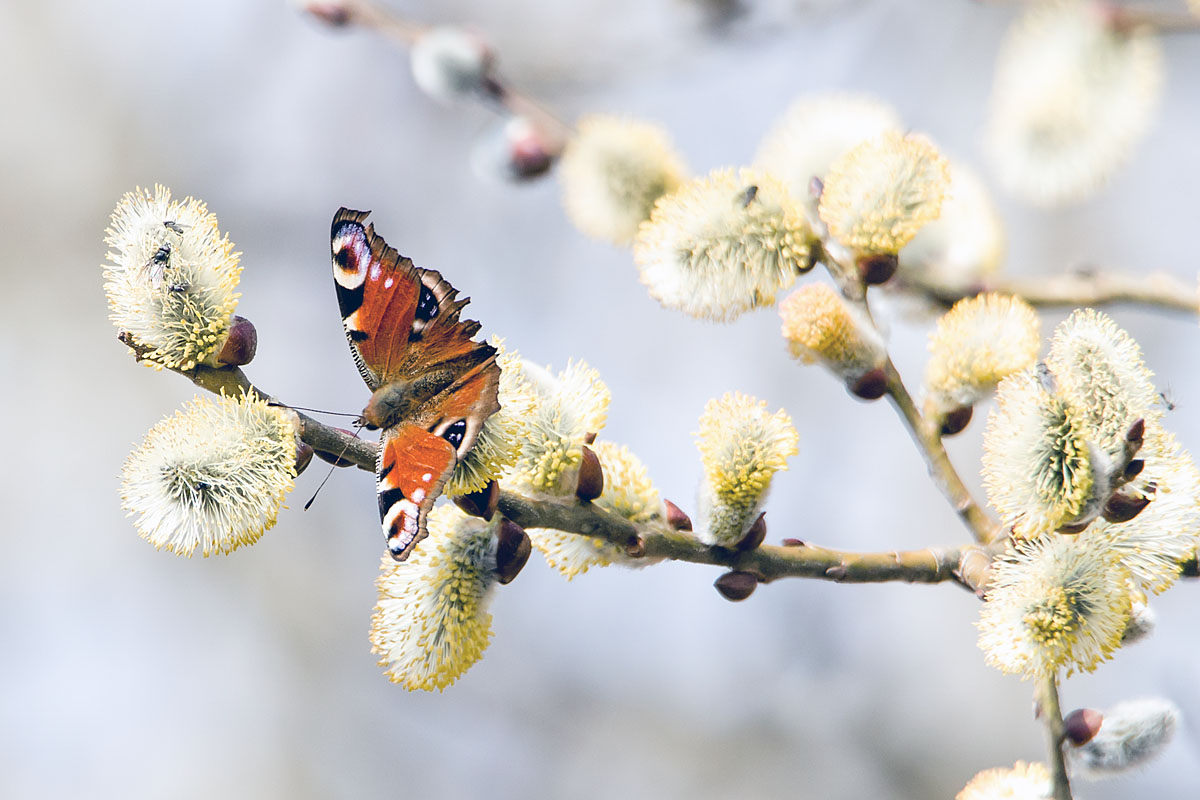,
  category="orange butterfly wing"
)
[376,426,458,561]
[331,208,501,561]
